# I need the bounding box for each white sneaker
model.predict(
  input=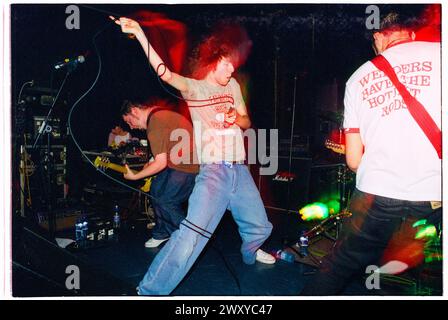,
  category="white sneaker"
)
[144,237,169,248]
[255,249,276,264]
